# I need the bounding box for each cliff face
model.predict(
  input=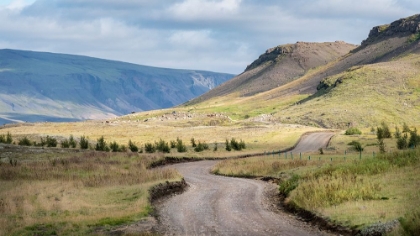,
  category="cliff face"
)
[362,14,420,46]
